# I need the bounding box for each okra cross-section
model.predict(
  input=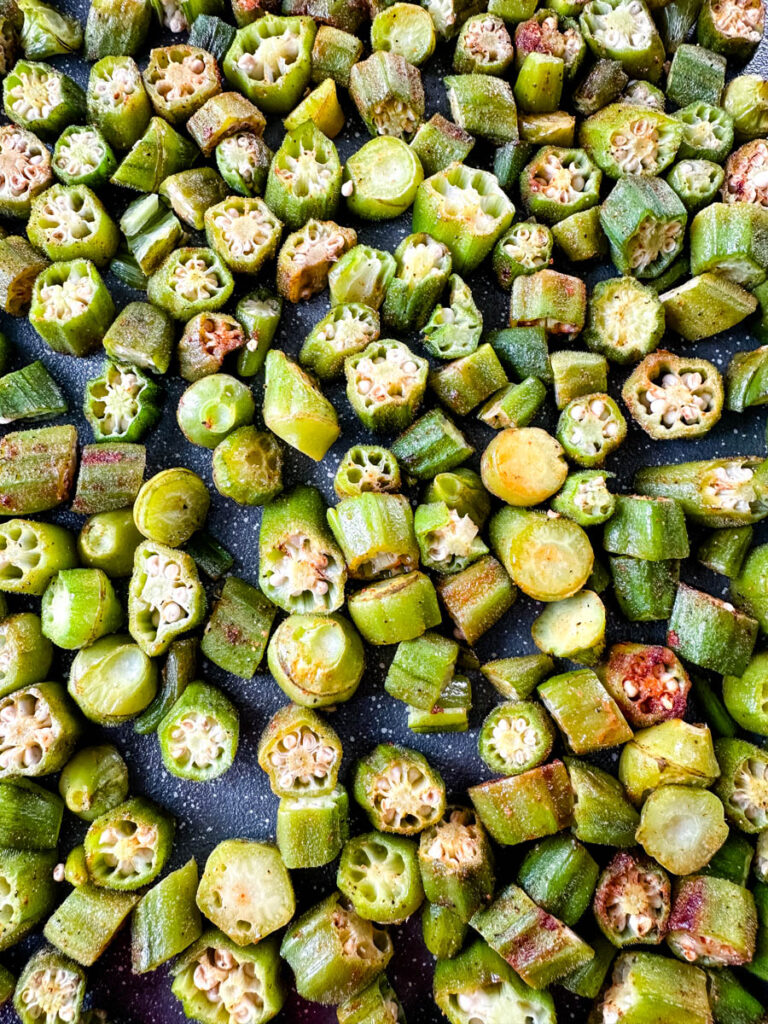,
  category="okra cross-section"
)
[264,120,341,230]
[422,274,482,359]
[29,259,114,358]
[636,456,768,527]
[267,612,364,706]
[337,831,424,925]
[636,785,728,874]
[353,743,446,835]
[418,805,495,923]
[143,44,222,125]
[0,847,58,951]
[328,492,418,580]
[86,55,151,152]
[667,874,756,966]
[223,14,315,114]
[593,850,671,947]
[258,703,342,798]
[158,682,239,782]
[0,681,80,778]
[0,123,52,217]
[68,634,158,726]
[580,103,682,178]
[602,642,690,727]
[147,247,234,321]
[28,183,119,267]
[580,0,665,81]
[478,700,555,775]
[205,196,282,275]
[278,219,356,304]
[345,339,428,433]
[128,541,206,658]
[300,302,380,380]
[84,796,174,891]
[493,222,554,289]
[521,146,602,222]
[715,737,768,834]
[600,175,687,279]
[3,59,86,138]
[723,139,768,206]
[0,519,77,596]
[583,275,664,364]
[349,50,424,139]
[469,760,574,846]
[622,350,724,439]
[13,948,86,1024]
[598,951,712,1024]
